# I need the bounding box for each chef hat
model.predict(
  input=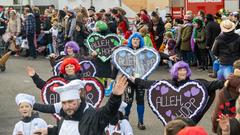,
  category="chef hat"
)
[54,79,85,102]
[15,93,35,106]
[118,101,127,114]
